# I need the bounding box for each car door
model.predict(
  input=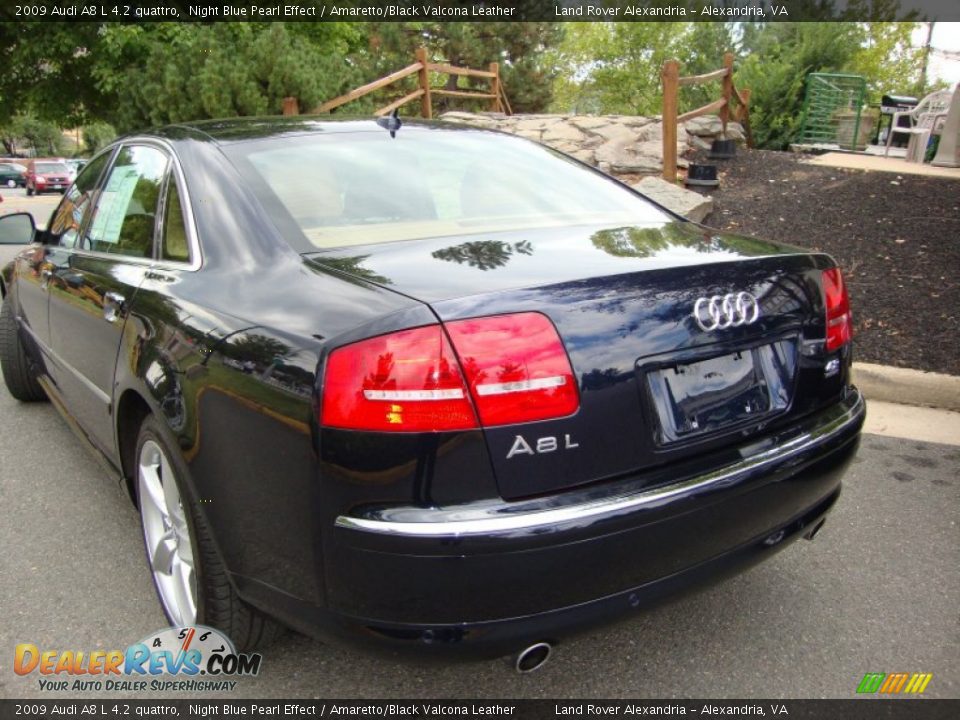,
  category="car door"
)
[46,143,170,457]
[13,151,113,367]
